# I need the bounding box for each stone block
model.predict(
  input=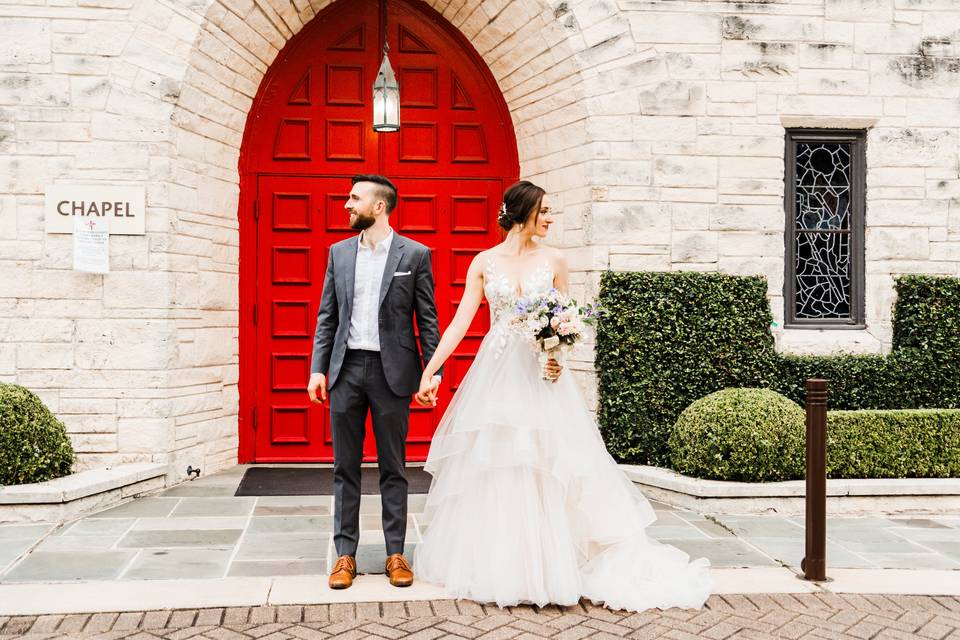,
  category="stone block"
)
[178,327,235,367]
[590,202,671,245]
[0,344,15,375]
[798,69,870,95]
[778,94,884,117]
[779,329,884,355]
[31,270,102,300]
[198,272,239,311]
[867,199,948,226]
[592,160,651,186]
[633,115,697,142]
[68,141,149,169]
[608,253,670,272]
[52,22,134,56]
[722,15,824,42]
[653,155,717,188]
[718,232,782,257]
[90,113,169,142]
[0,195,15,240]
[0,19,51,65]
[799,43,854,69]
[868,167,925,187]
[696,135,782,157]
[904,98,960,127]
[718,256,784,283]
[75,320,177,370]
[719,178,782,197]
[17,343,74,370]
[118,418,174,453]
[721,41,797,78]
[0,155,49,193]
[629,12,720,44]
[855,23,921,54]
[103,272,171,308]
[866,228,929,260]
[930,242,960,261]
[670,203,709,230]
[53,54,111,75]
[672,231,718,263]
[60,397,117,414]
[718,157,783,180]
[70,433,118,454]
[62,414,117,435]
[826,0,894,21]
[0,319,75,343]
[869,128,957,168]
[639,81,705,116]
